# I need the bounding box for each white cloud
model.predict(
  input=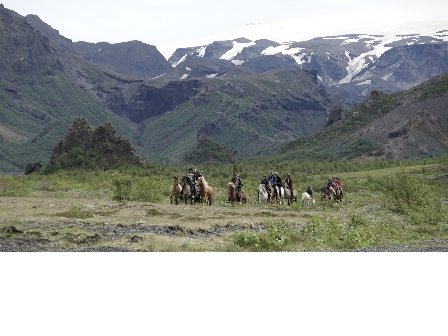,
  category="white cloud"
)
[4,0,448,57]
